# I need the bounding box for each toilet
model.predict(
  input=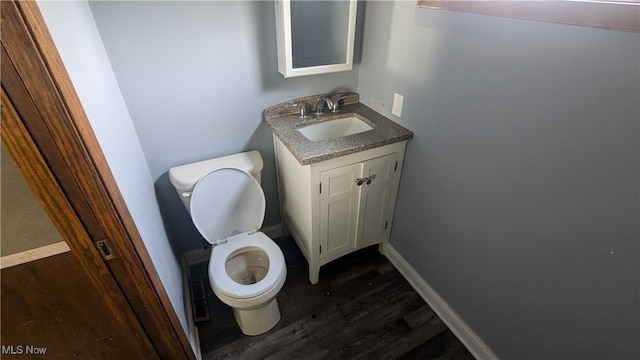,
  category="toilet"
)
[168,151,287,336]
